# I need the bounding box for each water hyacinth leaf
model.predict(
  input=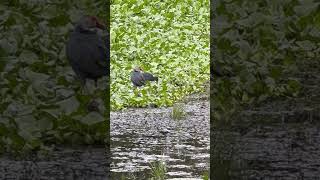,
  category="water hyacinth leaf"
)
[78,112,105,126]
[56,96,80,115]
[68,8,83,23]
[296,40,316,51]
[0,0,110,154]
[4,101,35,117]
[18,129,35,141]
[26,85,37,100]
[95,98,106,113]
[2,56,19,72]
[287,79,301,92]
[38,118,53,131]
[24,68,50,82]
[56,88,75,99]
[15,115,38,133]
[42,109,60,119]
[0,116,10,128]
[0,38,17,54]
[309,27,320,38]
[39,5,59,20]
[111,0,209,110]
[293,1,319,16]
